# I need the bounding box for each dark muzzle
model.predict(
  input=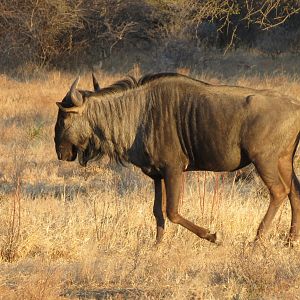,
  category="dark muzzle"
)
[56,144,77,161]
